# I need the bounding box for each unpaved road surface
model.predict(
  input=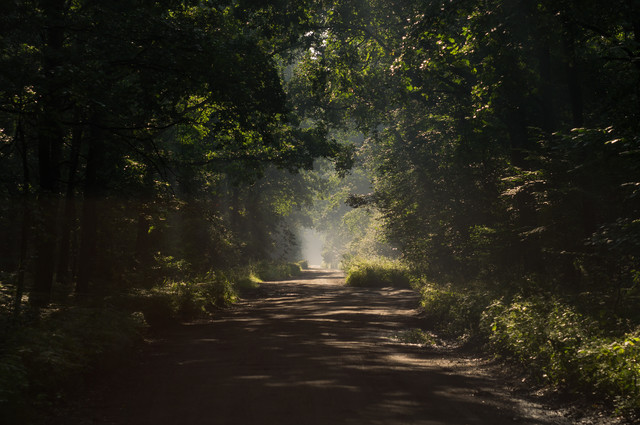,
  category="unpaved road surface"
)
[71,269,577,425]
